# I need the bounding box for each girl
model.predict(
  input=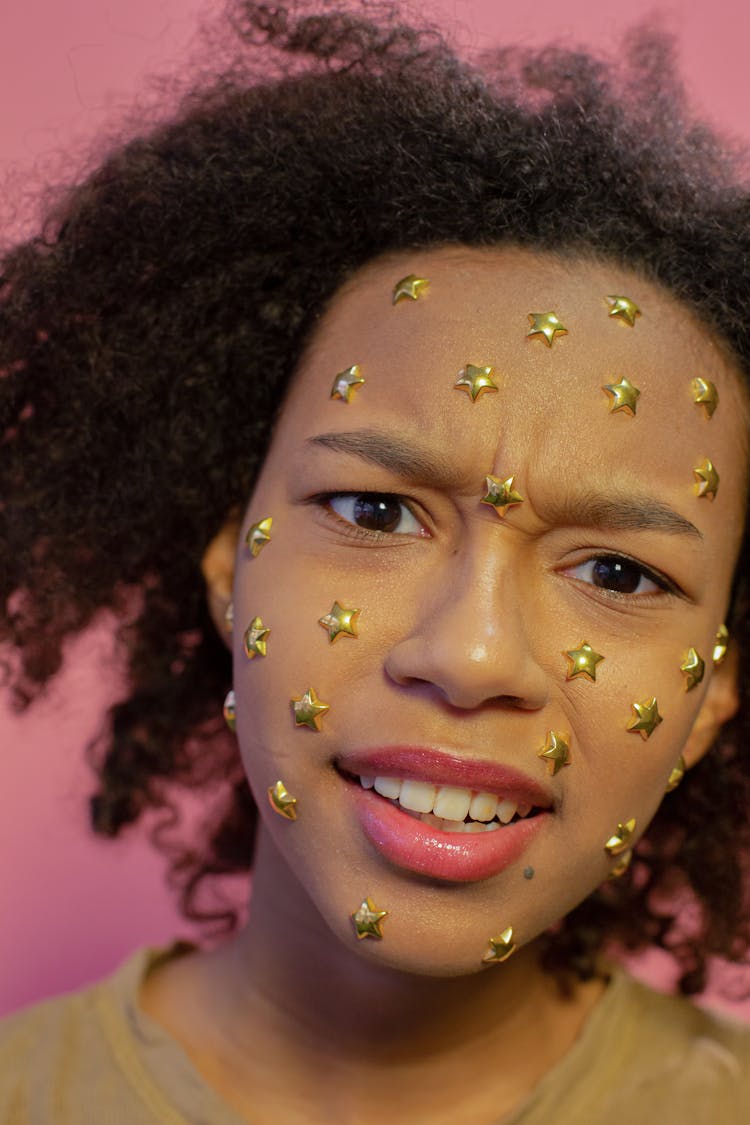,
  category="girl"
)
[1,2,749,1120]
